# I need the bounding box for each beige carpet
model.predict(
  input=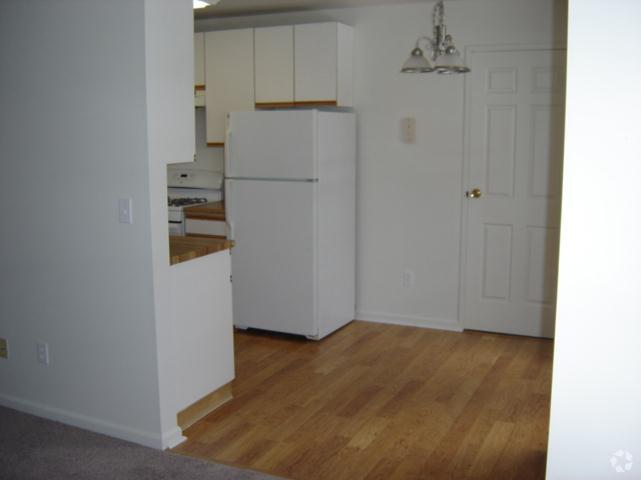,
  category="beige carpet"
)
[0,406,282,480]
